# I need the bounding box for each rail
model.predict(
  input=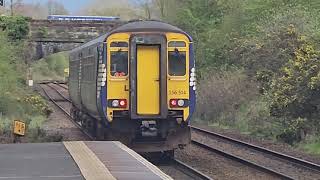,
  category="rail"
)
[40,83,94,140]
[190,126,320,179]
